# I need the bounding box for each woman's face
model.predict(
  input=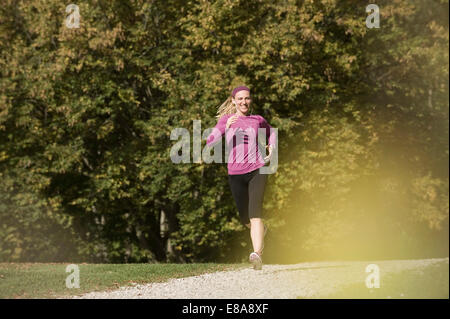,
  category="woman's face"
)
[233,90,251,116]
